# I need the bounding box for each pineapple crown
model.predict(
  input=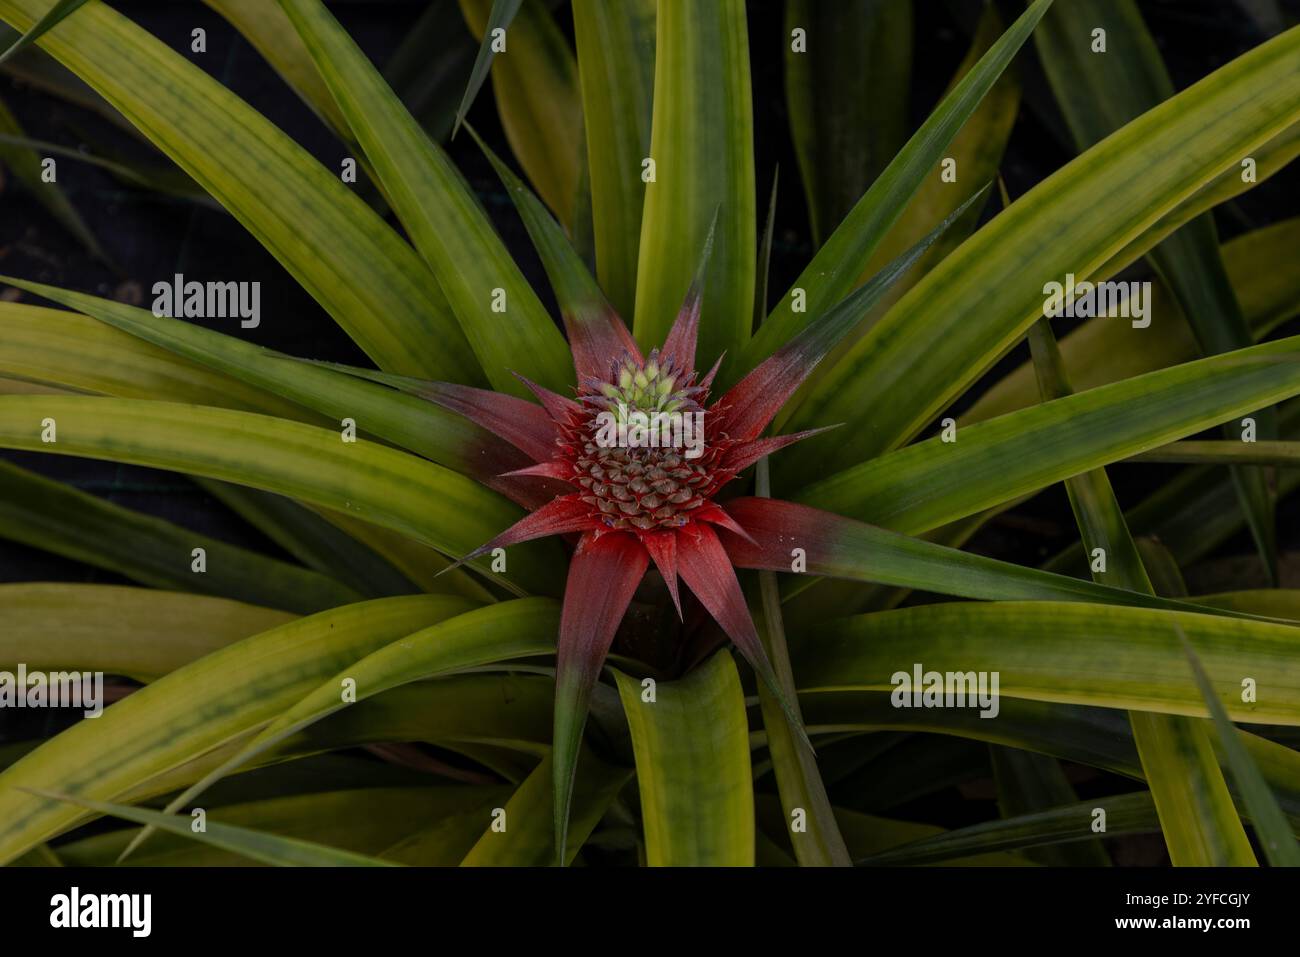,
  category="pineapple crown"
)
[582,348,705,424]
